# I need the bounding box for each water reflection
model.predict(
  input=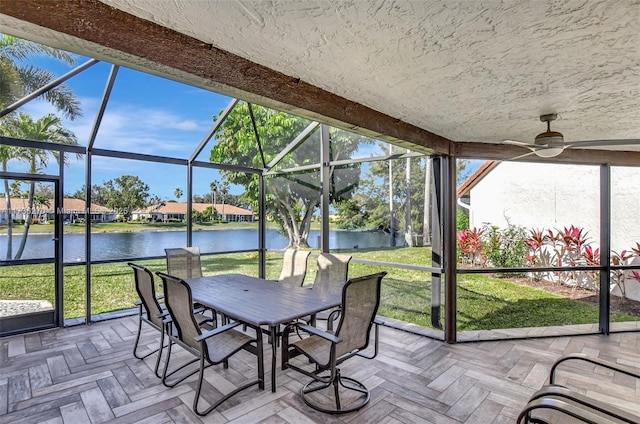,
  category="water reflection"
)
[0,228,391,262]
